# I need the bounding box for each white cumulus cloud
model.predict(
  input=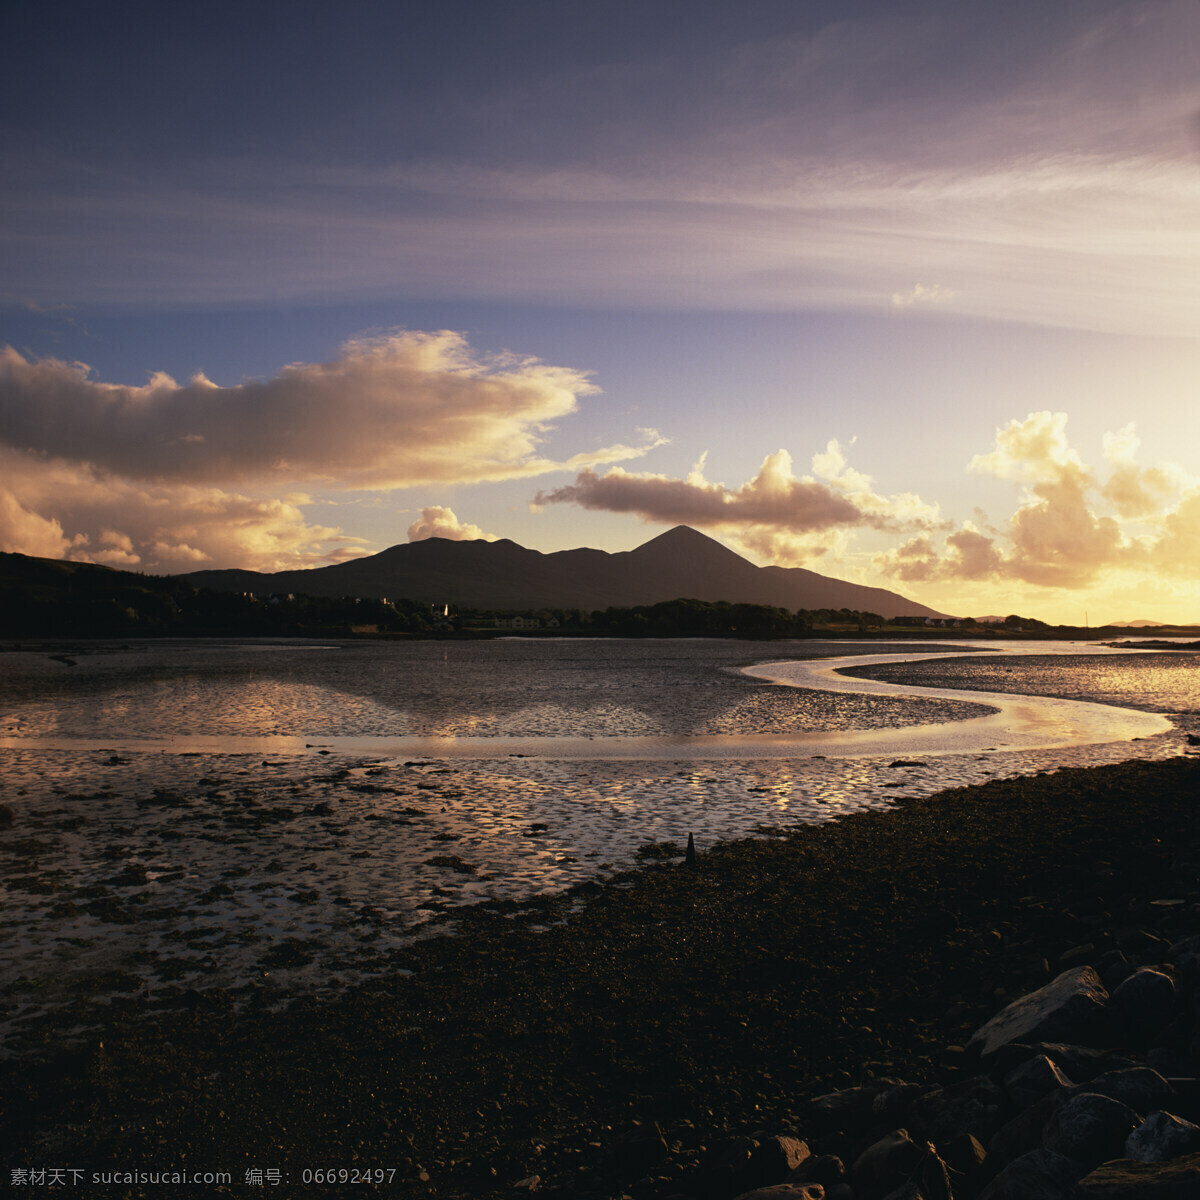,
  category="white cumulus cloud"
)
[406,506,500,543]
